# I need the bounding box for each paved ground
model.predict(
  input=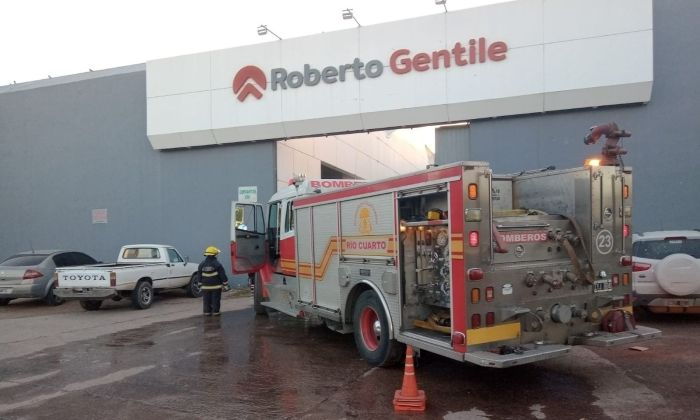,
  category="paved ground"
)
[0,294,698,420]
